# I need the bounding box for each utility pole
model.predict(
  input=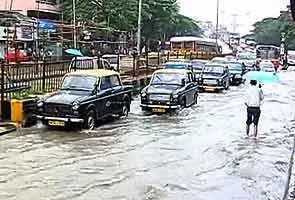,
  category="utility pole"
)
[215,0,220,53]
[37,0,40,61]
[137,0,142,54]
[9,0,14,11]
[73,0,77,48]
